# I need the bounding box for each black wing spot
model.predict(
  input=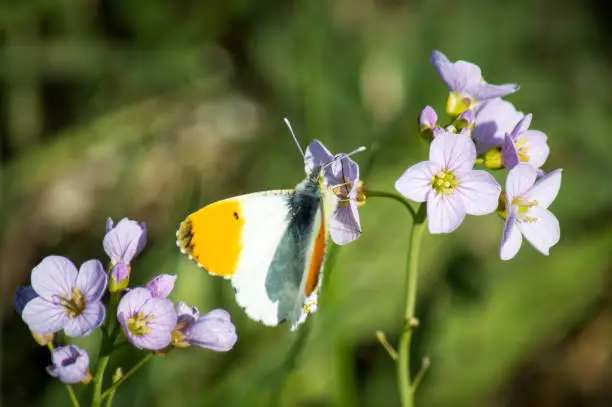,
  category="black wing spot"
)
[233,211,240,220]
